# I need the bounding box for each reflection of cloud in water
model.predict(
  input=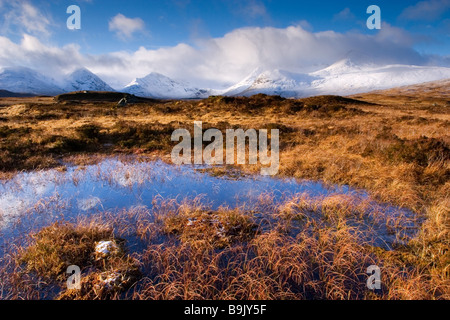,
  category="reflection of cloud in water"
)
[0,193,31,226]
[77,197,102,211]
[93,161,160,187]
[0,158,419,248]
[0,170,64,226]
